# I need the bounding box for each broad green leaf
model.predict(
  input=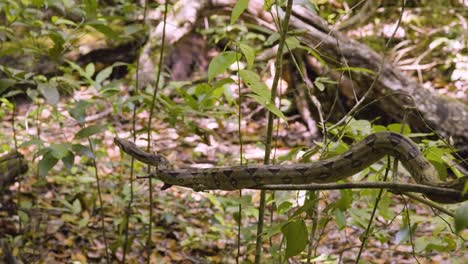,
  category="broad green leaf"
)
[85,63,95,78]
[75,124,106,139]
[335,189,352,210]
[264,0,274,10]
[277,201,292,214]
[292,198,317,218]
[66,60,87,78]
[124,24,144,35]
[88,23,120,40]
[454,203,468,232]
[19,138,43,148]
[72,199,82,214]
[265,32,280,46]
[239,43,255,69]
[38,151,59,176]
[37,82,59,105]
[69,100,90,124]
[84,0,98,19]
[230,0,249,24]
[281,219,308,258]
[50,143,71,159]
[62,151,75,170]
[0,78,15,94]
[239,69,270,100]
[264,102,288,122]
[204,193,224,212]
[48,31,65,58]
[208,51,238,82]
[95,66,113,85]
[387,123,411,134]
[395,226,410,244]
[72,144,94,159]
[247,94,288,122]
[278,147,302,163]
[346,119,372,136]
[334,209,346,230]
[285,37,300,50]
